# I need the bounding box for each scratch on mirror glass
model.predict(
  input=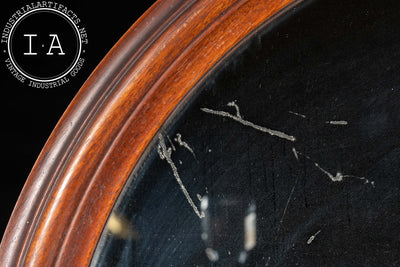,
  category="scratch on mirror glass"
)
[157,134,205,218]
[325,120,348,125]
[296,151,375,186]
[201,102,296,142]
[292,147,299,161]
[167,135,176,151]
[307,229,321,245]
[174,133,197,160]
[276,177,298,234]
[227,100,242,118]
[288,110,306,118]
